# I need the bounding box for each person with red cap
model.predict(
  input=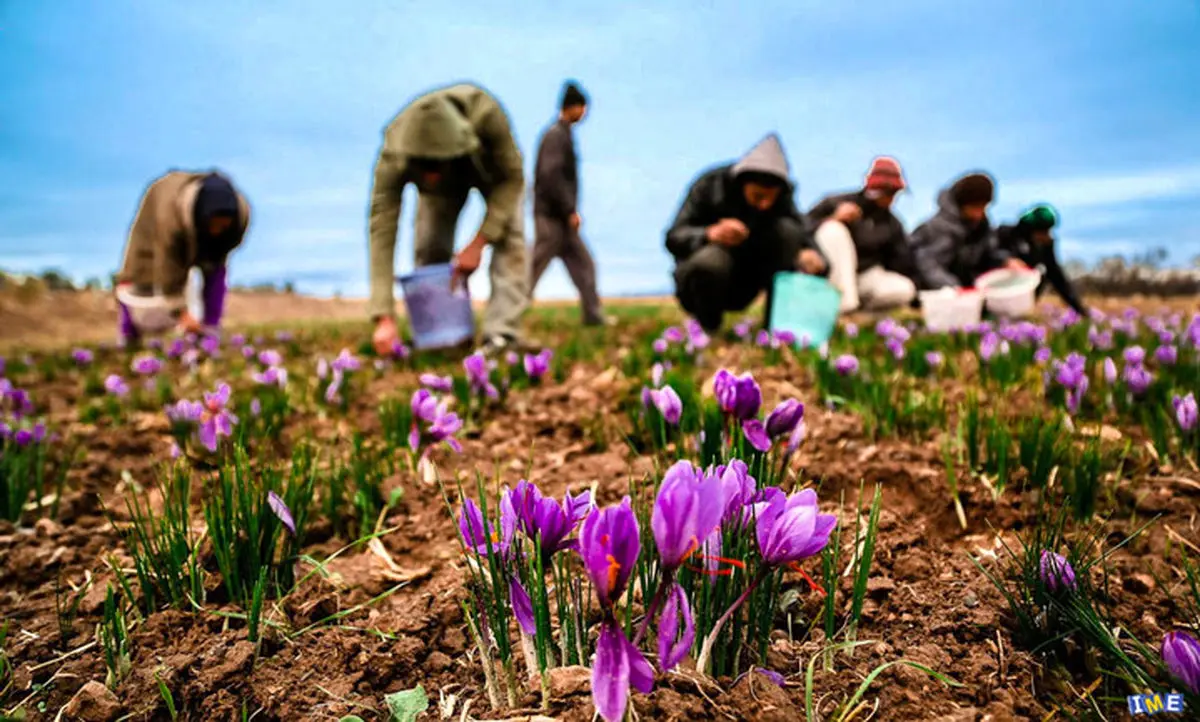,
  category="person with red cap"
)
[910,171,1027,290]
[807,157,918,313]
